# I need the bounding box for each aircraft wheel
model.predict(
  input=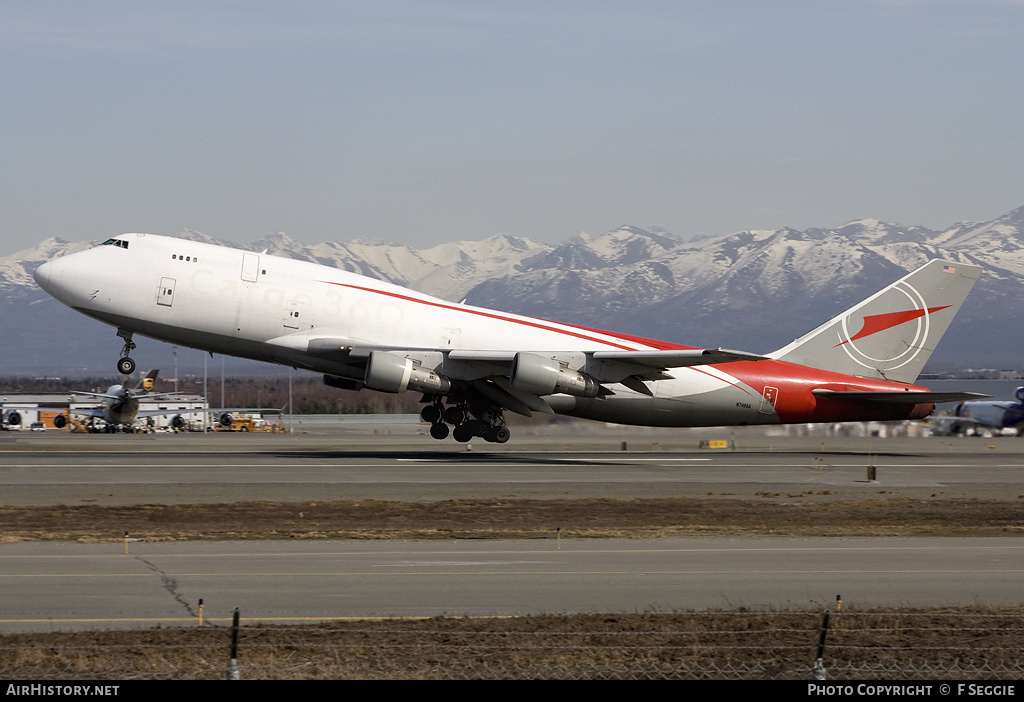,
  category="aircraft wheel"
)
[484,426,512,443]
[117,357,136,375]
[444,406,466,425]
[421,405,442,424]
[453,423,475,442]
[429,422,450,440]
